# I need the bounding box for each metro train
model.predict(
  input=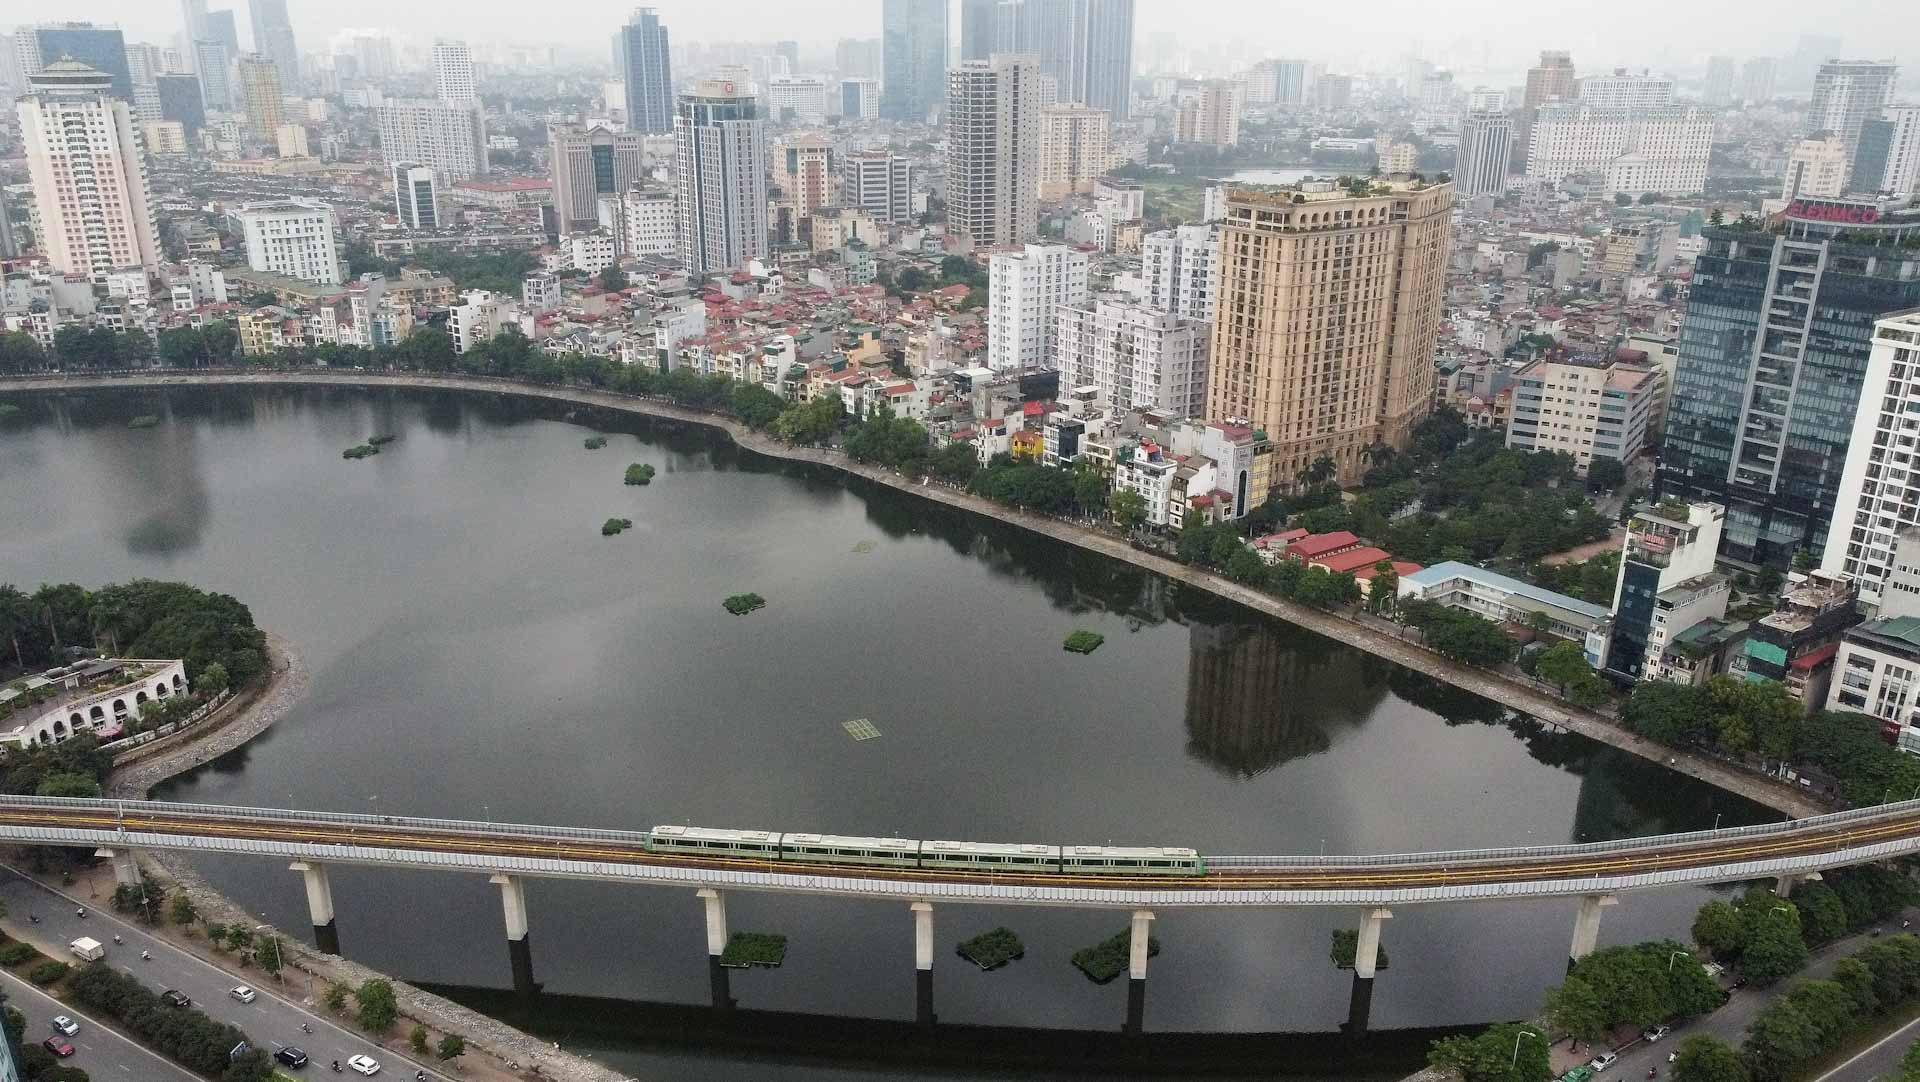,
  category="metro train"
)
[648,825,1206,876]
